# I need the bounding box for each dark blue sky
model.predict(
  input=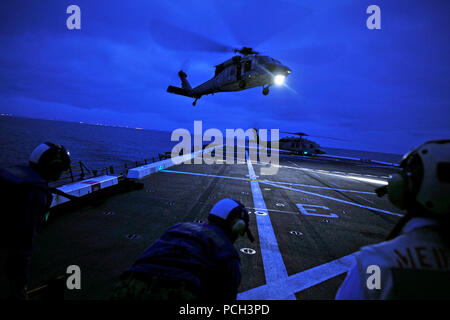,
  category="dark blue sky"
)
[0,0,448,154]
